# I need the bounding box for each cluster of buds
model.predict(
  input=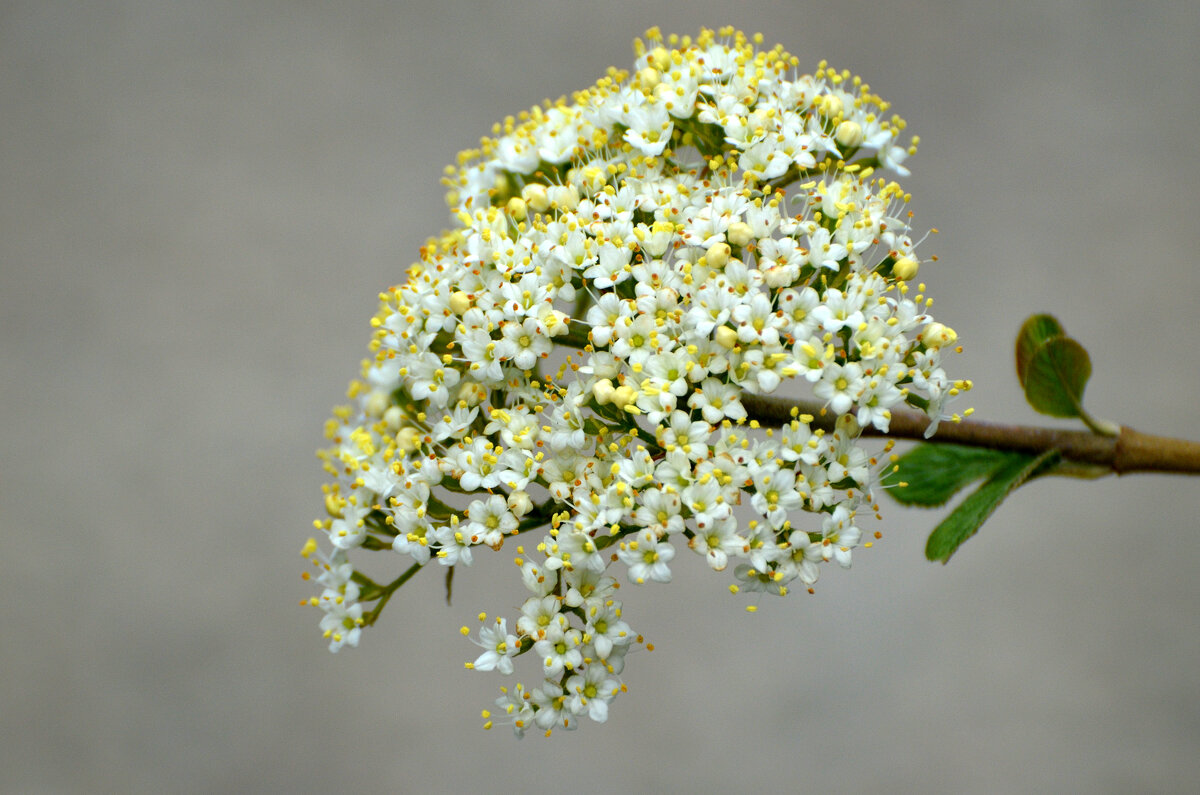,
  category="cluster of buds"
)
[302,26,969,736]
